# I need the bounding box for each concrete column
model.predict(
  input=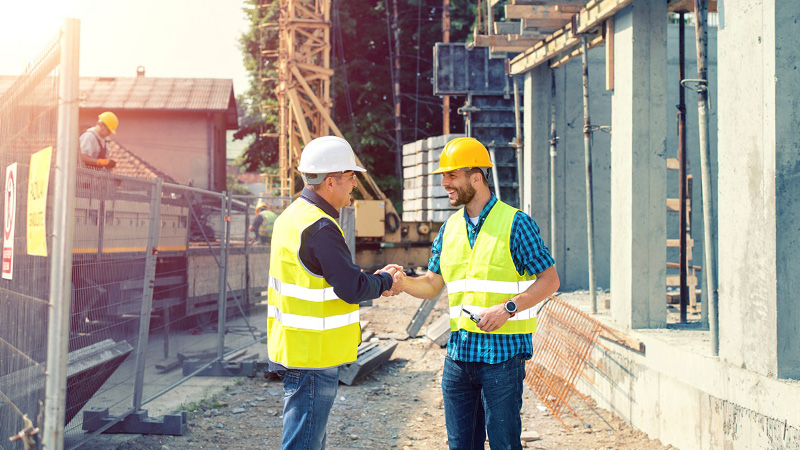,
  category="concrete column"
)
[717,0,800,378]
[609,1,667,329]
[524,65,552,245]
